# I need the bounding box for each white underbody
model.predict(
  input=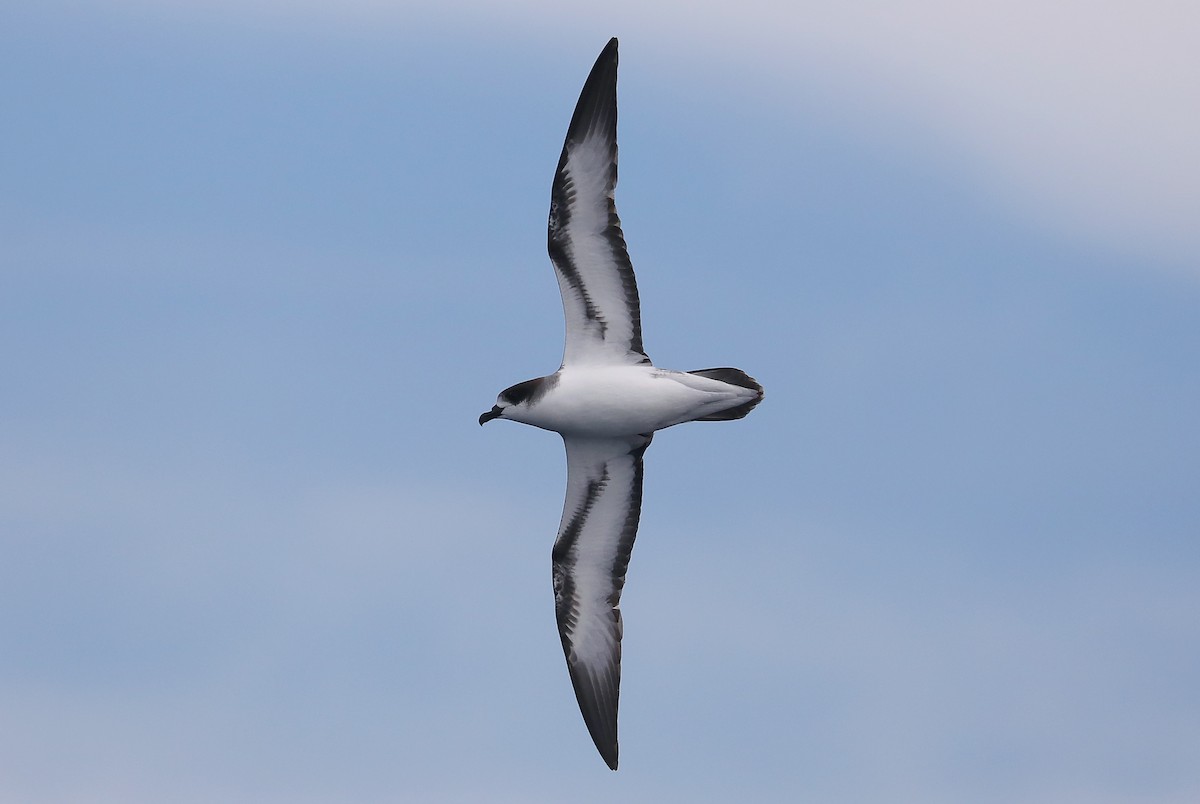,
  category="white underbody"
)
[506,364,758,438]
